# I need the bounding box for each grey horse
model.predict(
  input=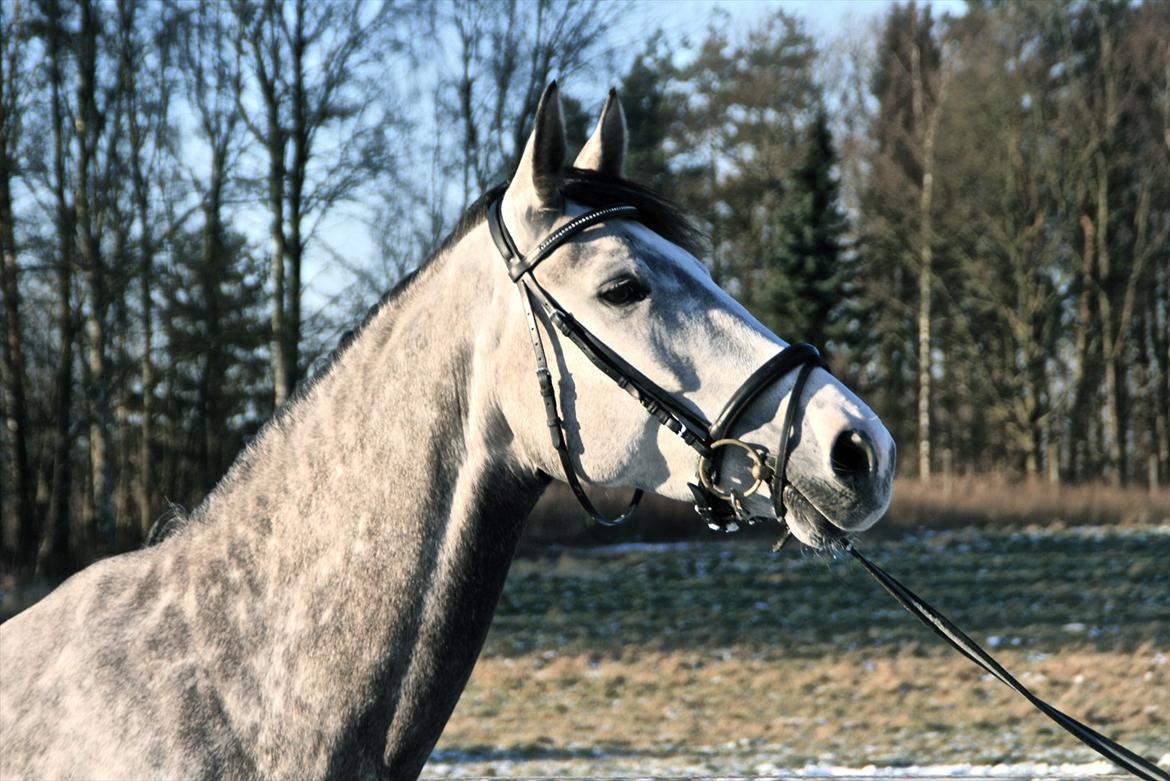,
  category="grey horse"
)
[0,85,894,780]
